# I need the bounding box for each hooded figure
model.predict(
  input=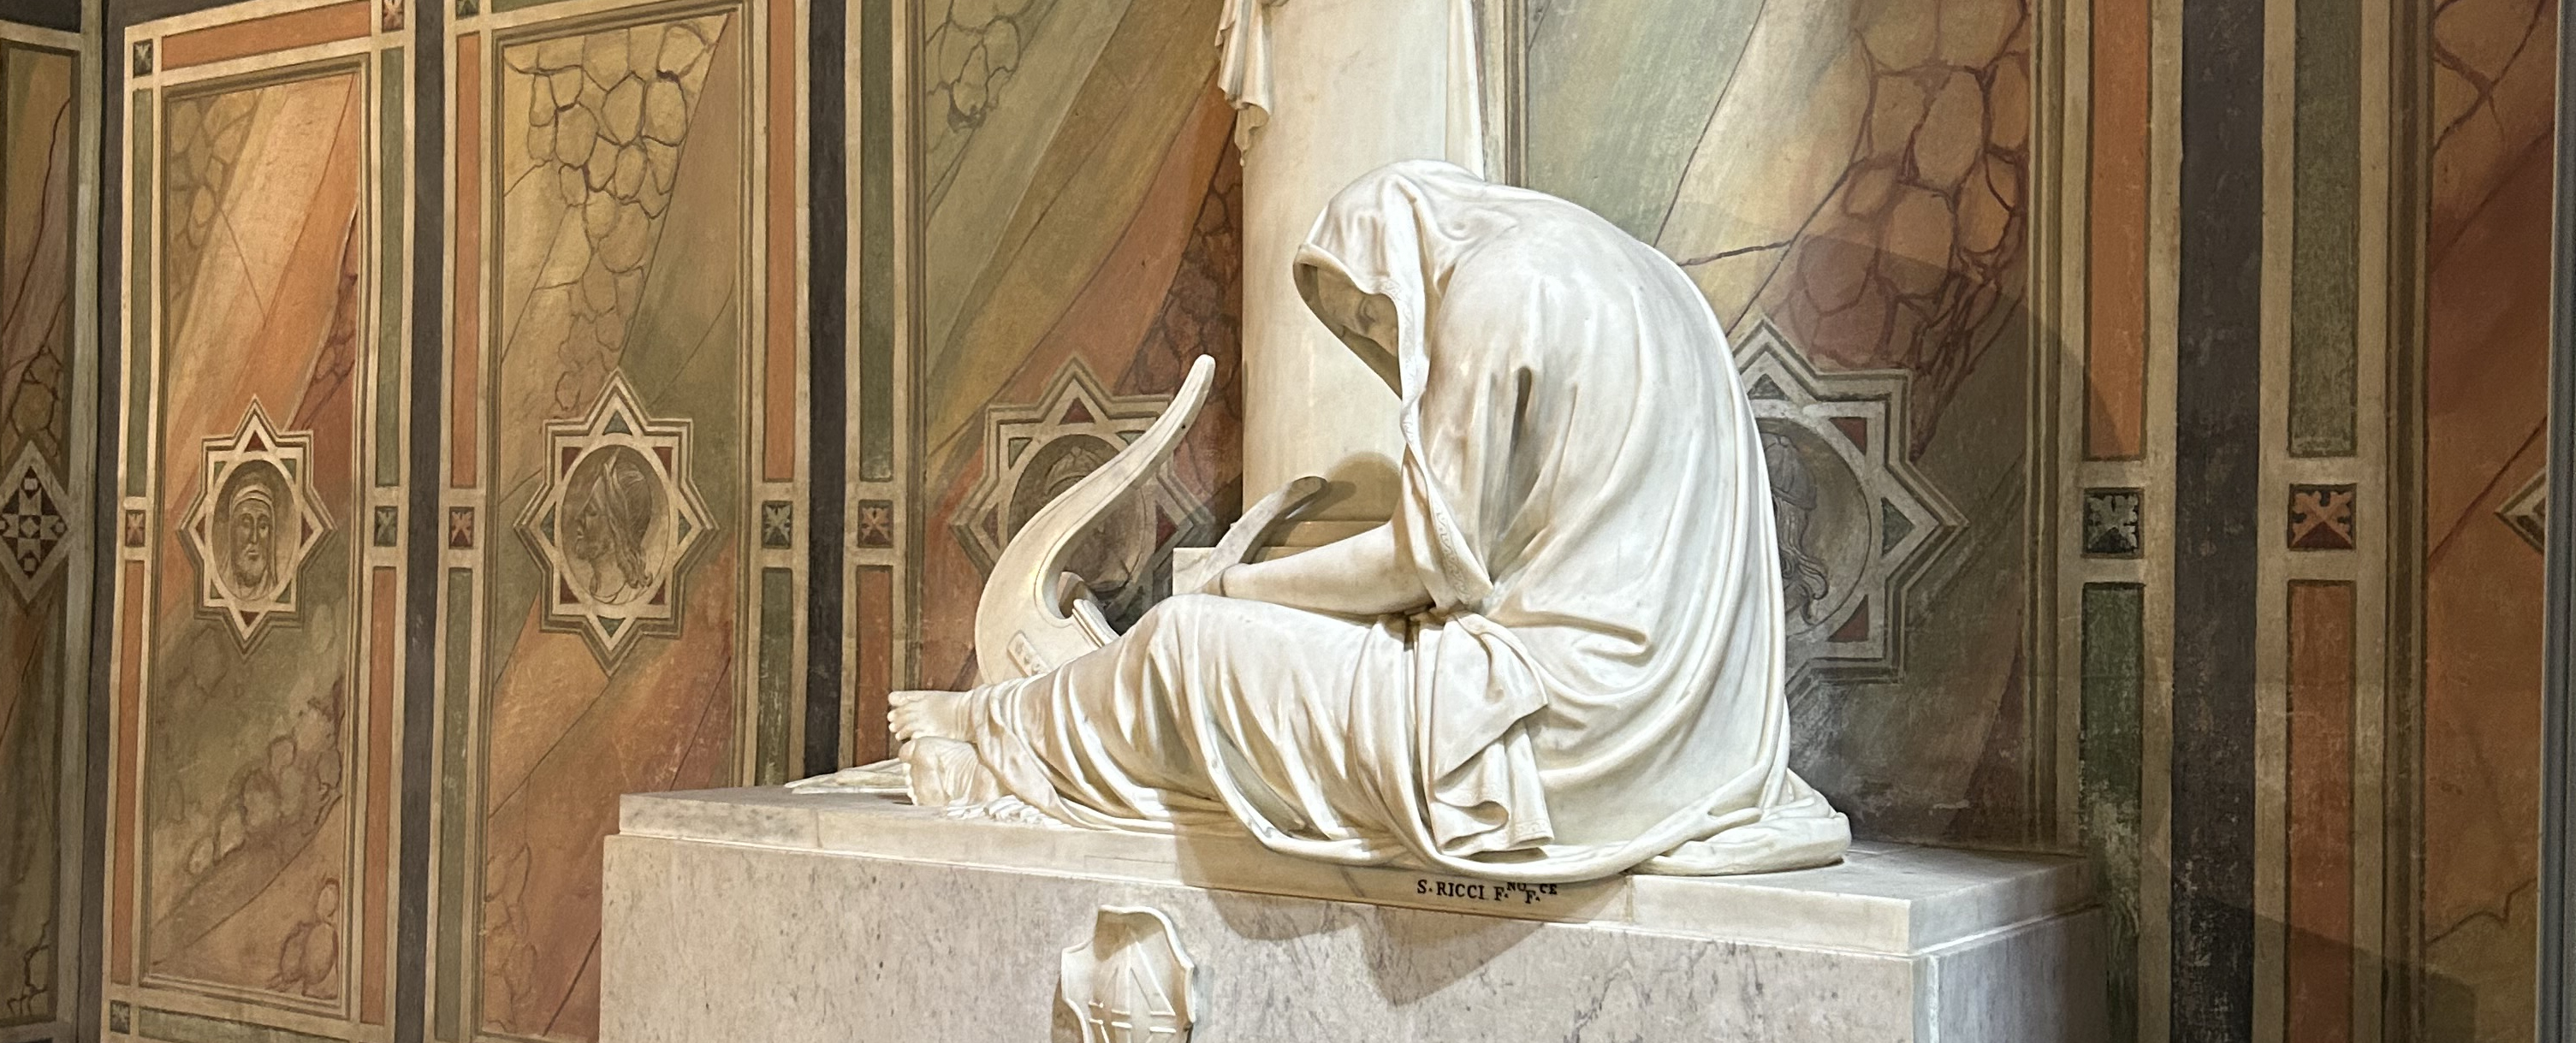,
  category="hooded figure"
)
[890,160,1848,880]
